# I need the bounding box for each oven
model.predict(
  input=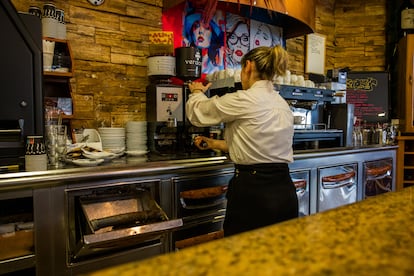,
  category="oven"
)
[66,179,182,263]
[363,158,393,198]
[317,163,358,212]
[172,169,233,250]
